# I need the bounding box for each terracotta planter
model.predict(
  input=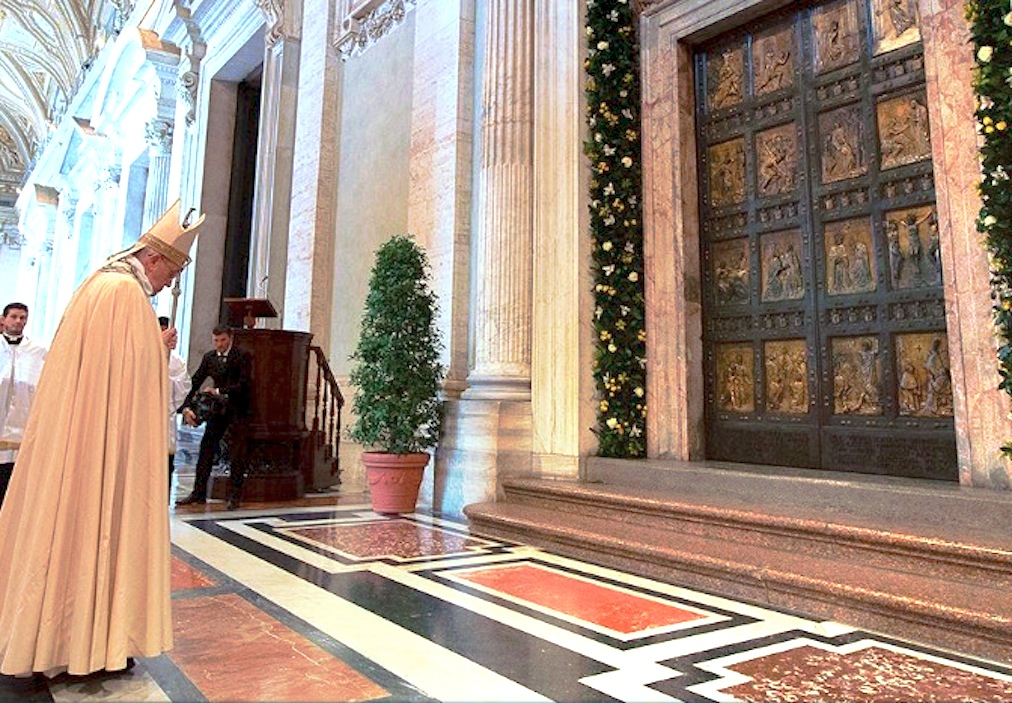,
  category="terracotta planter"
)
[363,452,429,514]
